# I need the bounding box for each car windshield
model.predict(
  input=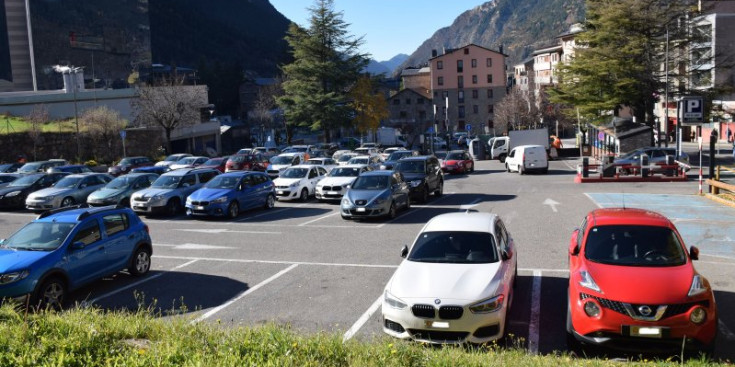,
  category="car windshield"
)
[305,160,323,165]
[351,175,389,190]
[584,225,687,266]
[151,175,181,189]
[18,163,42,173]
[54,176,82,189]
[329,167,360,177]
[204,158,223,166]
[176,157,196,165]
[118,158,134,165]
[395,161,425,173]
[271,156,293,164]
[281,168,308,178]
[408,231,499,264]
[348,157,368,165]
[338,155,356,162]
[9,175,40,187]
[446,152,464,160]
[230,155,253,163]
[434,152,447,159]
[290,147,307,152]
[387,152,411,161]
[106,176,135,190]
[237,149,252,155]
[1,222,76,251]
[205,175,240,189]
